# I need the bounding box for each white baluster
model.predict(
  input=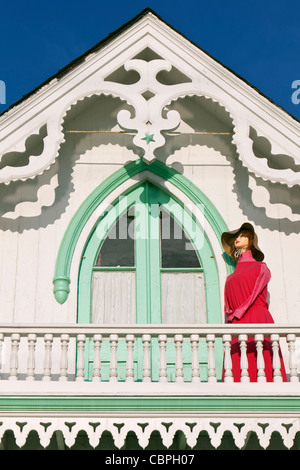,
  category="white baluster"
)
[142,334,151,383]
[239,334,250,383]
[0,333,4,380]
[27,334,37,381]
[76,334,86,382]
[206,334,217,383]
[223,334,234,383]
[287,334,299,382]
[43,334,53,381]
[174,334,184,383]
[158,334,167,383]
[9,333,20,381]
[271,334,283,383]
[109,334,118,382]
[190,334,200,383]
[93,334,102,382]
[59,334,69,382]
[126,334,135,383]
[255,334,266,383]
